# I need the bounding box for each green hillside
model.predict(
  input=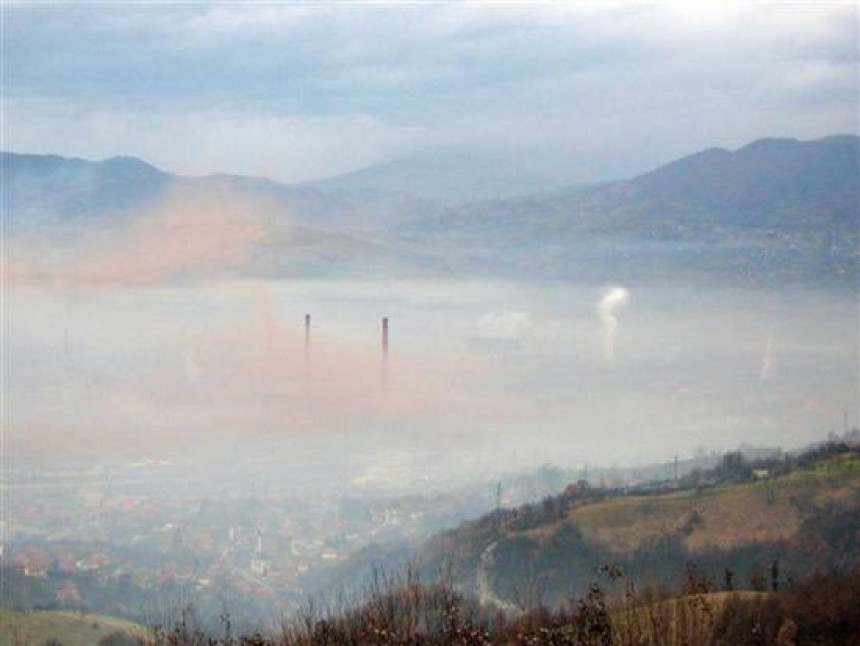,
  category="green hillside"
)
[0,609,145,646]
[531,453,859,552]
[419,450,860,609]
